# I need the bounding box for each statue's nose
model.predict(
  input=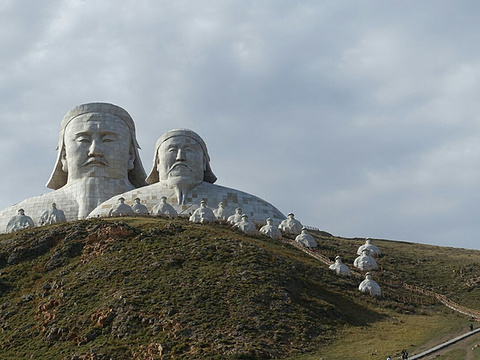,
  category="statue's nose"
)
[176,149,185,161]
[88,140,103,156]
